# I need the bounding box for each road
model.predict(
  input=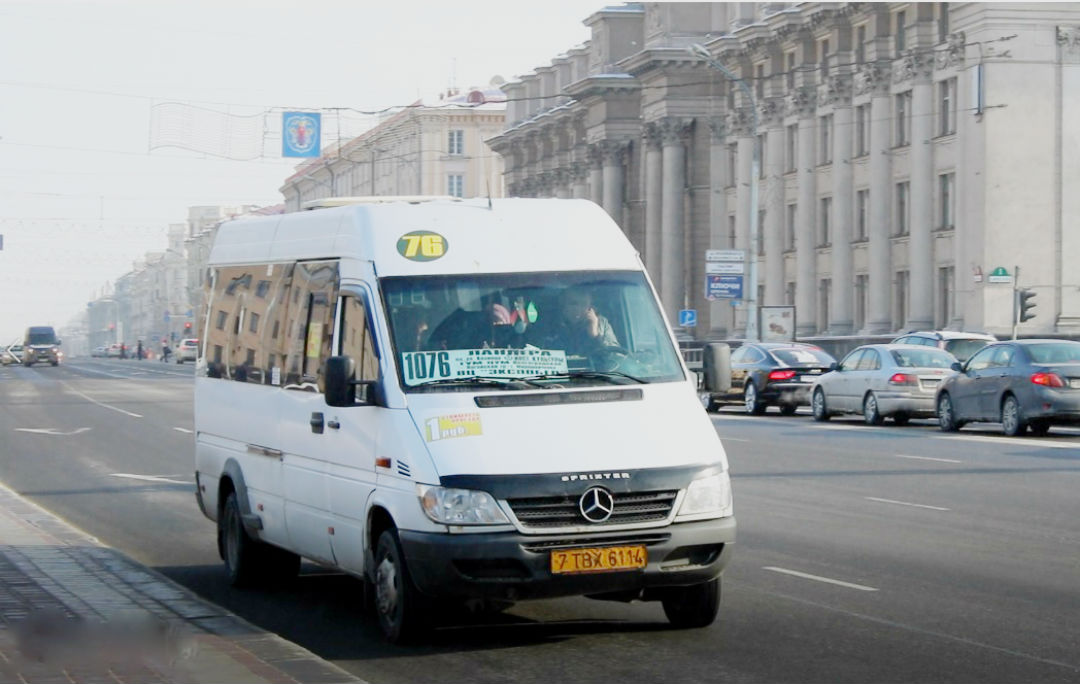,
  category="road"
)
[2,358,1079,683]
